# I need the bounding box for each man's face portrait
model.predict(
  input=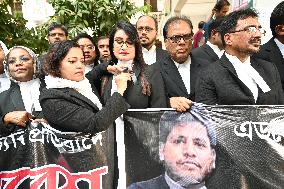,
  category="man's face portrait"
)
[136,16,157,49]
[165,20,193,64]
[159,122,216,184]
[48,28,67,44]
[225,17,263,55]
